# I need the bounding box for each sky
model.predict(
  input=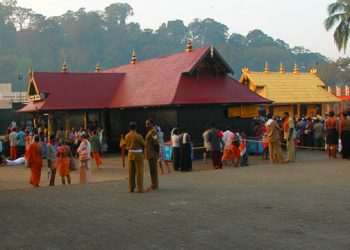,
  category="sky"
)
[16,0,349,59]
